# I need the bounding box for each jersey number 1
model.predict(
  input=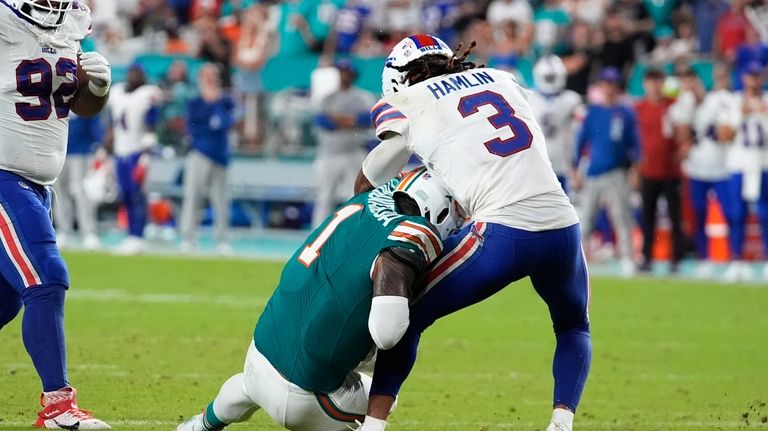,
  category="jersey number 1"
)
[298,204,364,267]
[458,90,533,157]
